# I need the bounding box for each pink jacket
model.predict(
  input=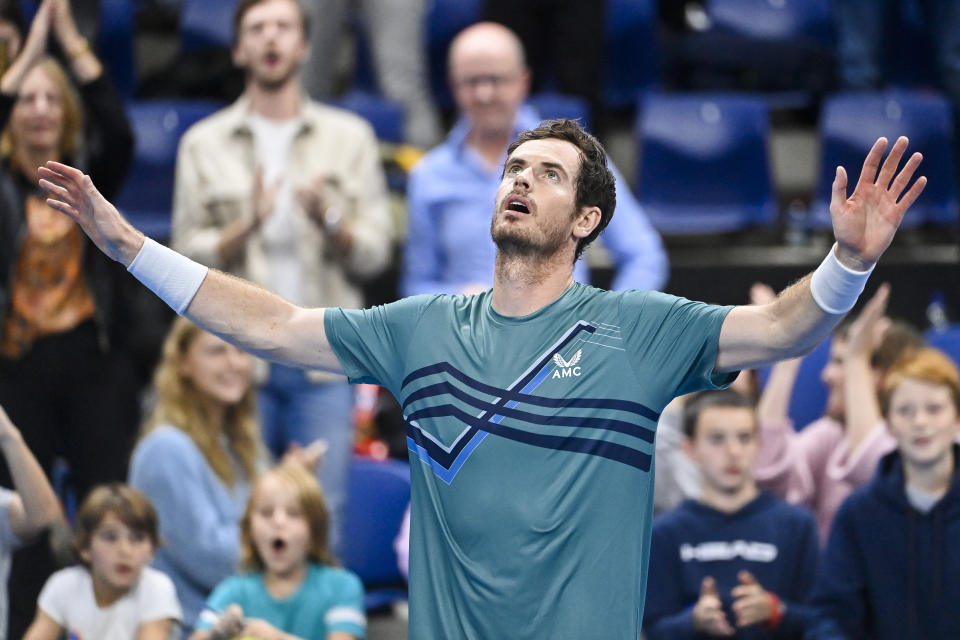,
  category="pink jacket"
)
[755,416,895,545]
